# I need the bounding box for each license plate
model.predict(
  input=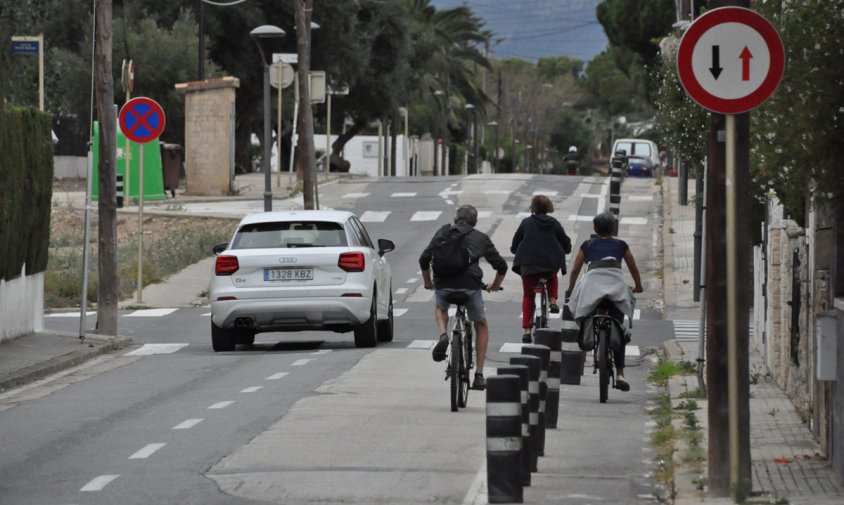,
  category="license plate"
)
[264,268,313,281]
